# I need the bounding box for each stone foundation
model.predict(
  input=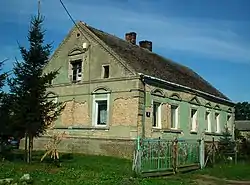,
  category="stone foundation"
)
[20,136,135,159]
